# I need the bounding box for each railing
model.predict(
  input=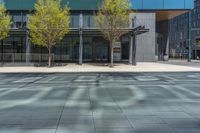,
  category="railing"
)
[0,53,71,63]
